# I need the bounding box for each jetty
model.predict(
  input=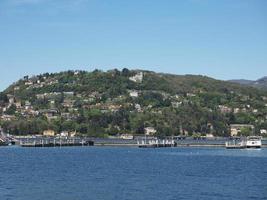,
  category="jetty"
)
[225,140,246,149]
[137,138,177,148]
[225,136,262,149]
[19,138,94,147]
